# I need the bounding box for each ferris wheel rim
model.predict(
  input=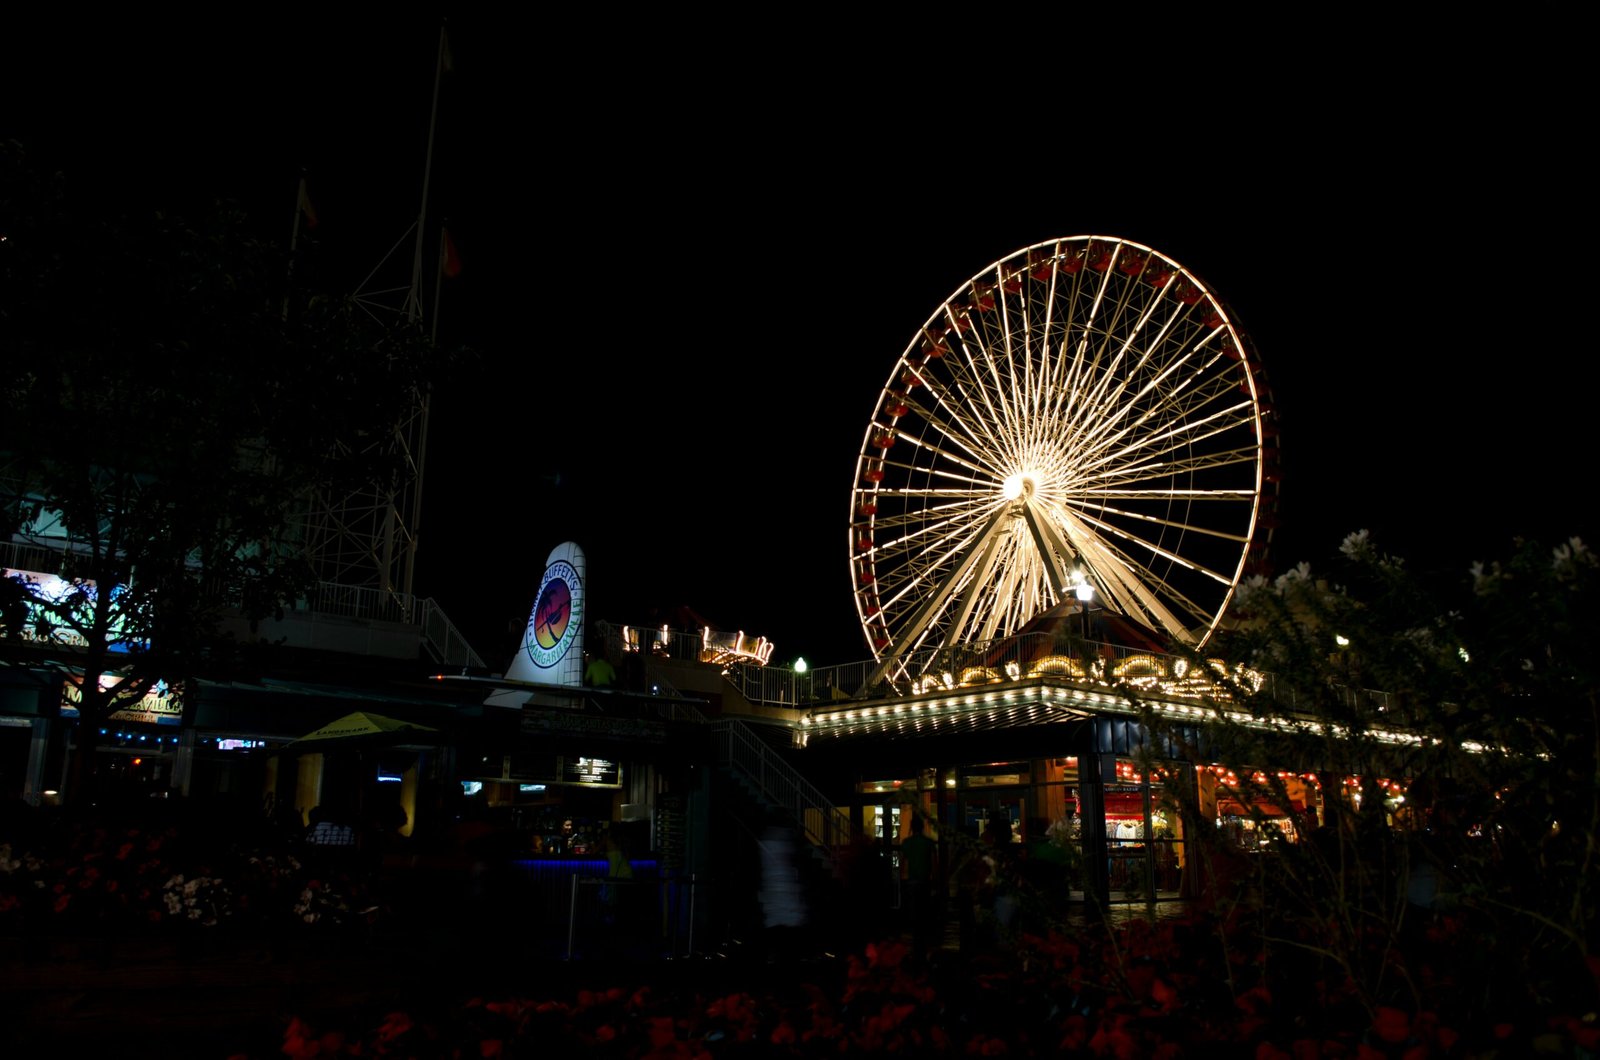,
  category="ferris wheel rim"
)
[849,235,1278,669]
